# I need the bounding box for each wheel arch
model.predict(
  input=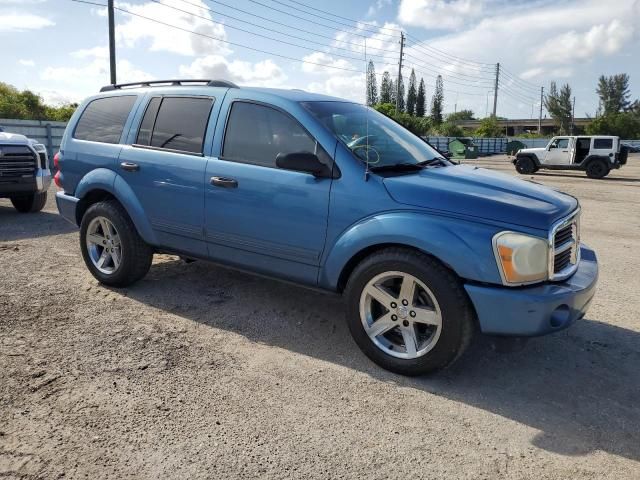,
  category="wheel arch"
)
[516,153,540,166]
